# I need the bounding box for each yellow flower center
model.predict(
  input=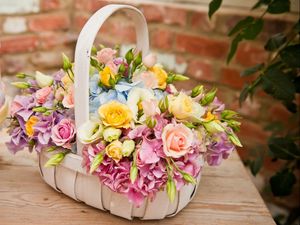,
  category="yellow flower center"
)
[98,101,132,128]
[204,111,217,122]
[100,66,115,87]
[25,116,39,137]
